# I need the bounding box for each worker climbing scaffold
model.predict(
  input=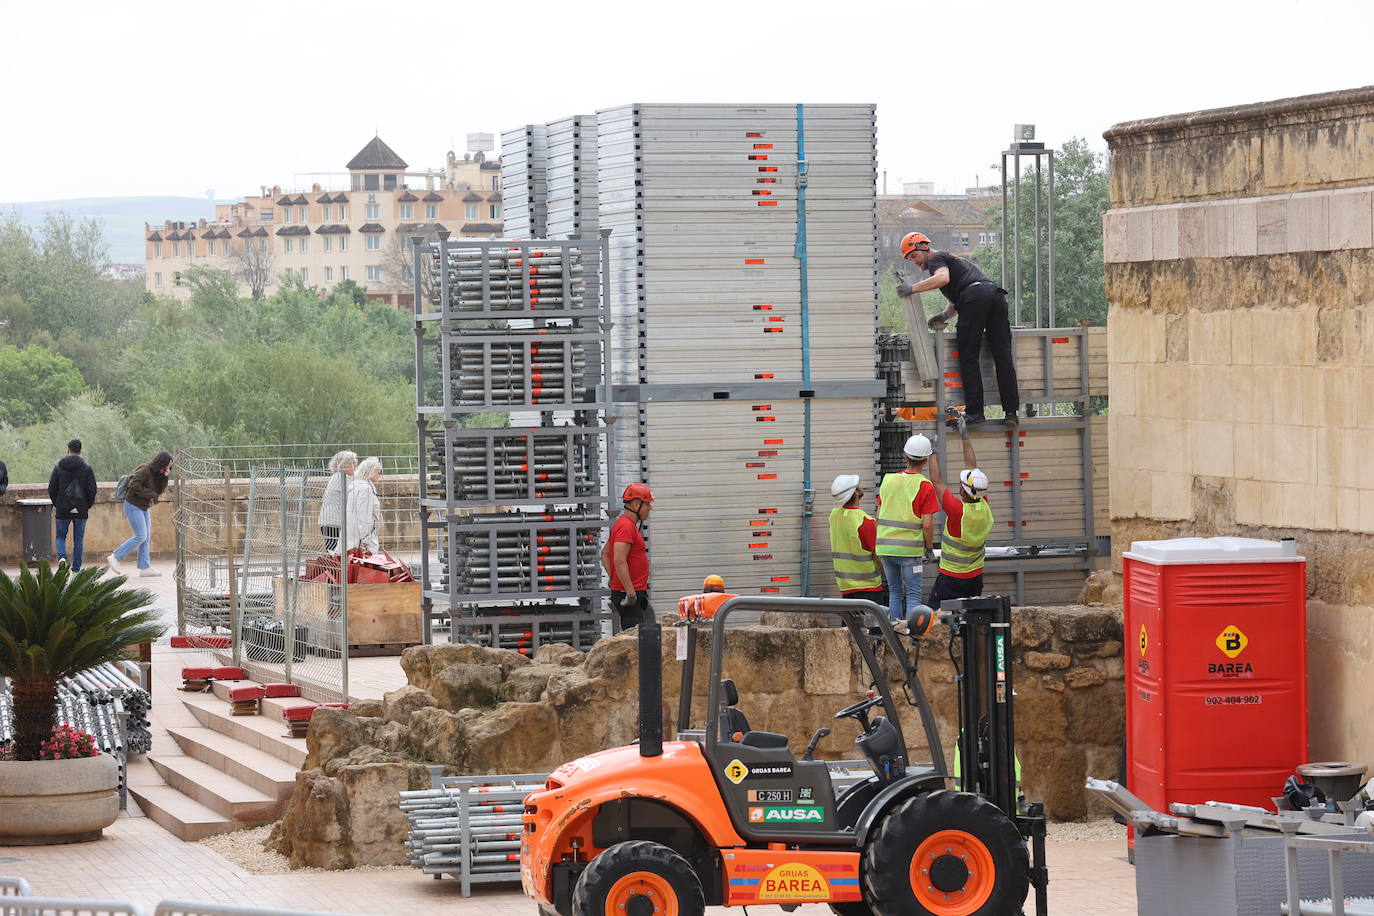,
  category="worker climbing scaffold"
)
[897,231,1022,427]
